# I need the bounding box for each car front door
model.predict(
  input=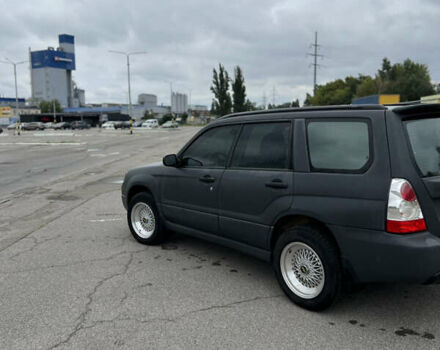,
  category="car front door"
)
[160,124,240,234]
[218,121,293,249]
